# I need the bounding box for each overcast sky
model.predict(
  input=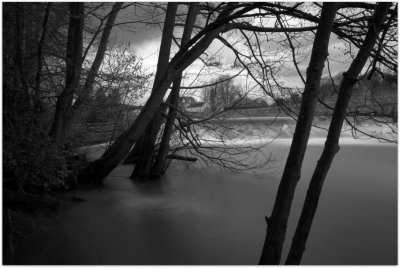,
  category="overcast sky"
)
[108,3,354,103]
